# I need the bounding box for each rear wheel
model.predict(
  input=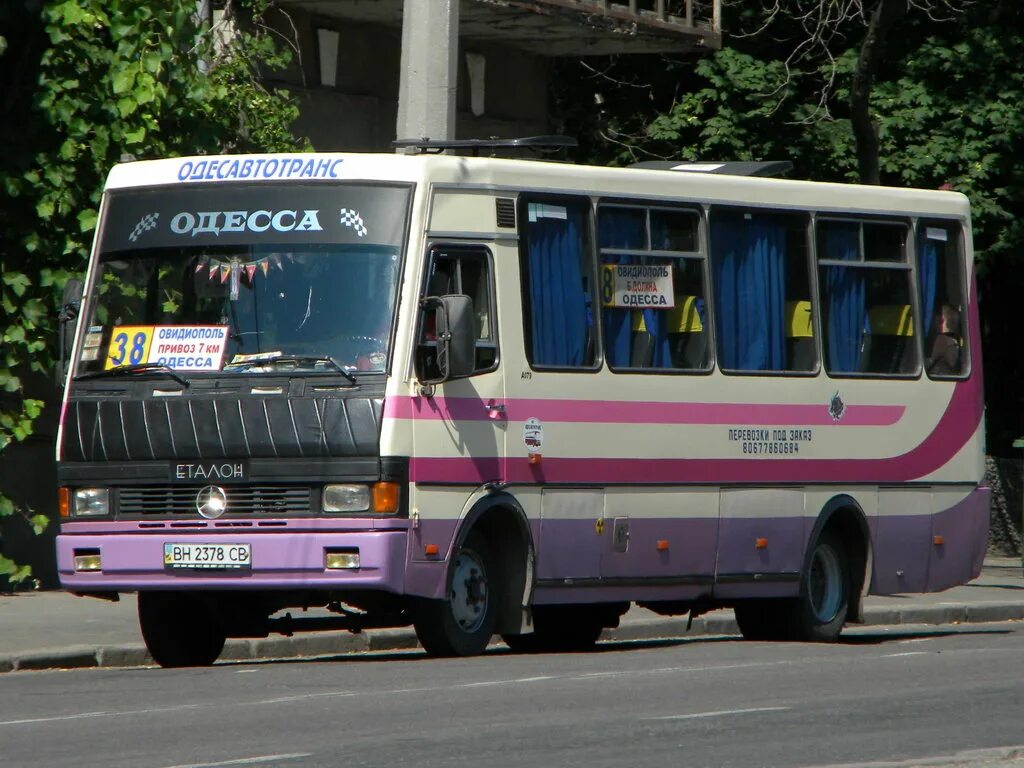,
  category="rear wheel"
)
[735,529,849,643]
[791,529,849,642]
[138,592,226,668]
[413,532,497,657]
